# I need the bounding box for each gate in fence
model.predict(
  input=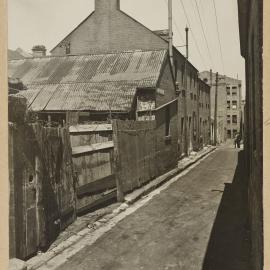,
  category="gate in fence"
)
[69,124,116,214]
